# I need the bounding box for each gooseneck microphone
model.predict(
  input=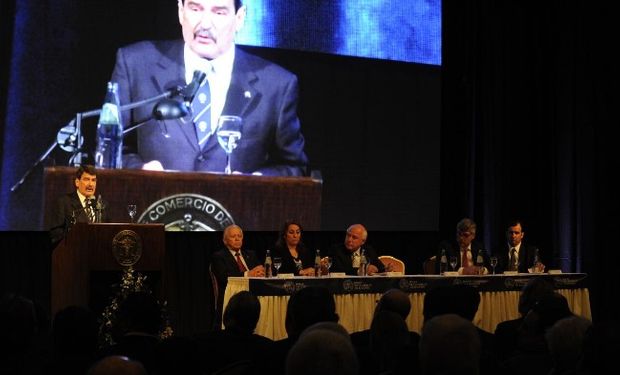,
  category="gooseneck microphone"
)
[153,70,207,120]
[181,70,208,104]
